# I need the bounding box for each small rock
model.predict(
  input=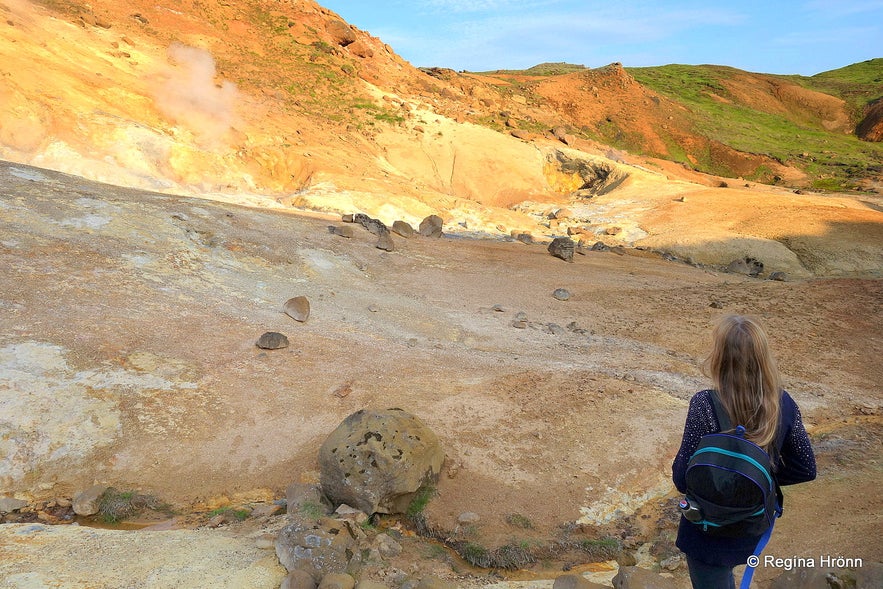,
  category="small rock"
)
[355,581,390,589]
[375,533,403,558]
[709,301,724,309]
[552,288,571,301]
[391,220,414,238]
[416,577,458,589]
[548,237,576,262]
[591,241,609,252]
[546,323,565,335]
[284,296,311,322]
[335,504,369,524]
[660,554,682,570]
[376,232,395,251]
[330,225,354,238]
[515,233,533,244]
[457,511,480,524]
[282,569,318,589]
[72,485,108,516]
[612,566,677,589]
[0,497,29,513]
[341,214,355,223]
[769,271,787,281]
[319,572,356,589]
[256,331,289,350]
[418,215,444,237]
[605,226,622,236]
[512,320,528,329]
